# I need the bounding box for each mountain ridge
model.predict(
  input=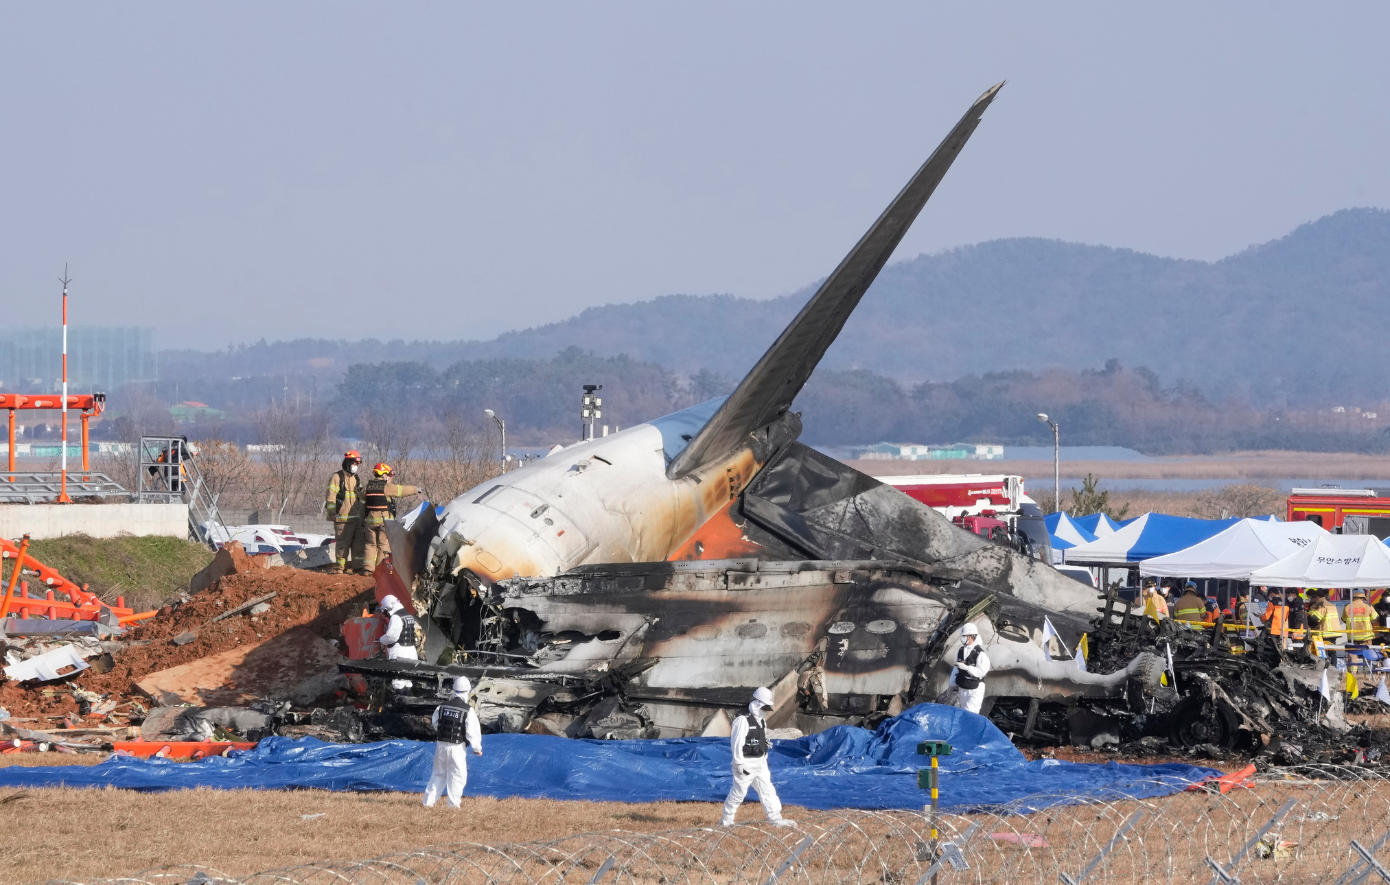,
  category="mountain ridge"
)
[159,208,1390,407]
